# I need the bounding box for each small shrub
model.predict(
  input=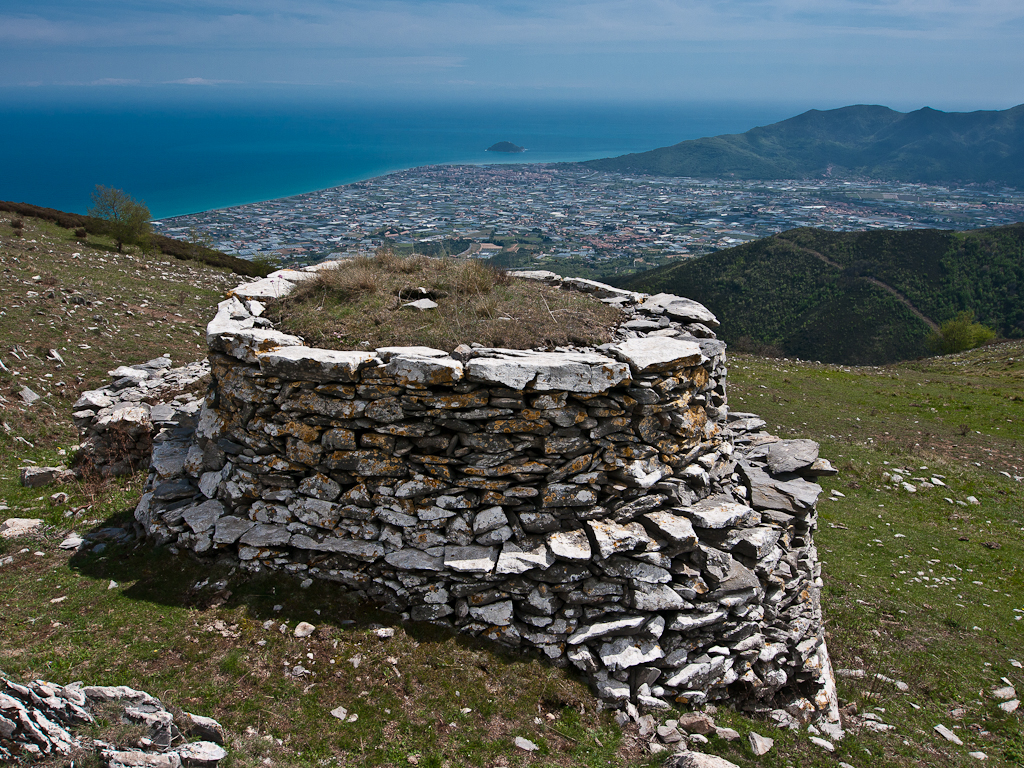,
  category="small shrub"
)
[11,217,24,229]
[75,227,88,238]
[928,310,997,355]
